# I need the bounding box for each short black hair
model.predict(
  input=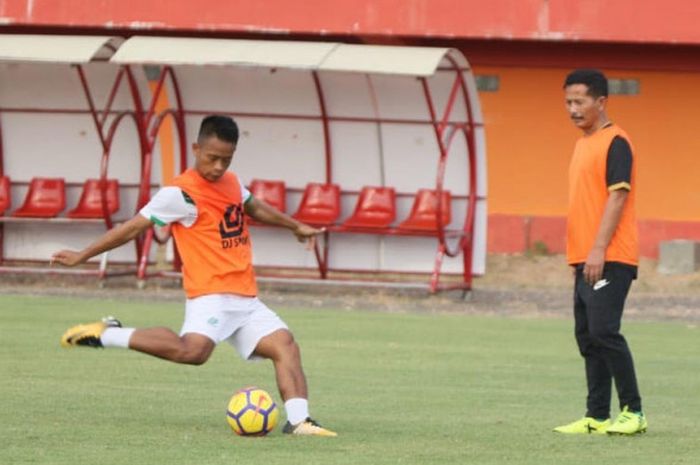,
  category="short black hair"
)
[197,115,239,144]
[563,69,608,98]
